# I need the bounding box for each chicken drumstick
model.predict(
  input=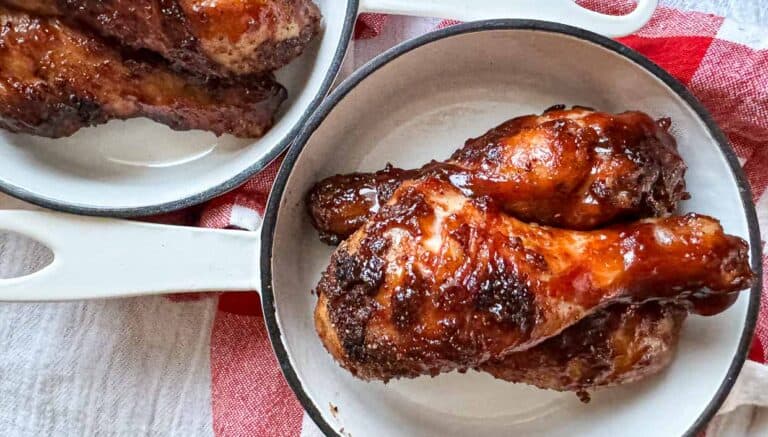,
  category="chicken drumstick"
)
[314,177,752,381]
[1,0,322,77]
[0,6,285,138]
[308,106,687,244]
